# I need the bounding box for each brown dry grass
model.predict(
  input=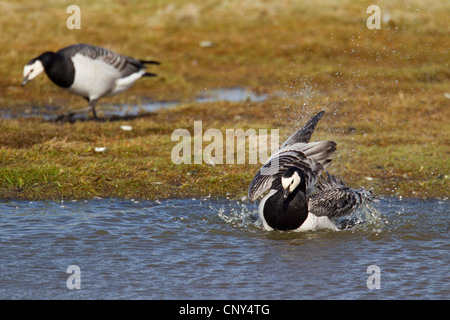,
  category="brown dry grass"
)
[0,0,448,200]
